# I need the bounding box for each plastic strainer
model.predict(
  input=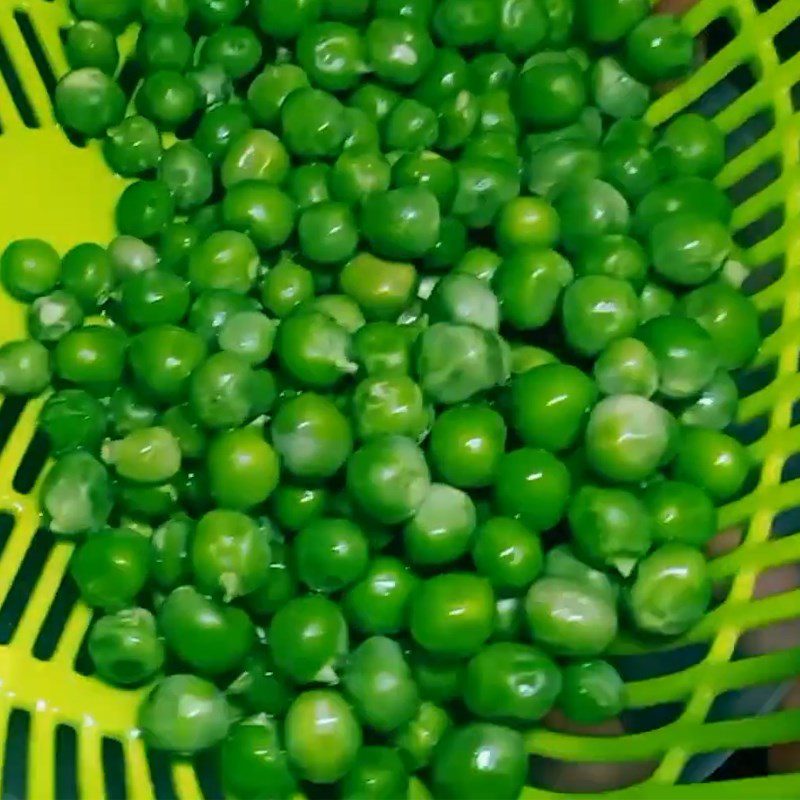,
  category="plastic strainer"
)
[1,0,800,797]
